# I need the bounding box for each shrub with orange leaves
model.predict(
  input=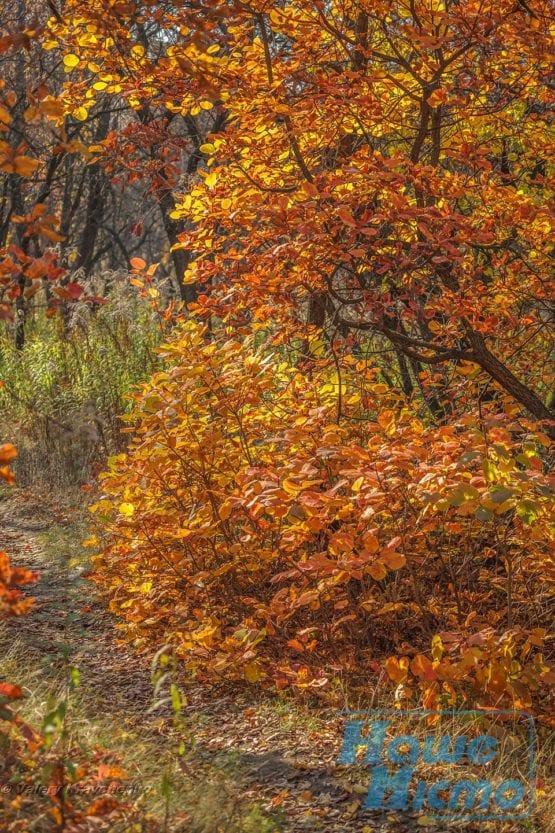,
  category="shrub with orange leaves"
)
[91,321,553,715]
